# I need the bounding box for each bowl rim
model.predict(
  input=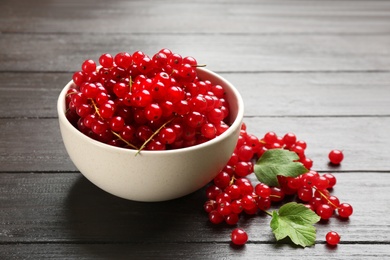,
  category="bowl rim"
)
[57,67,244,155]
